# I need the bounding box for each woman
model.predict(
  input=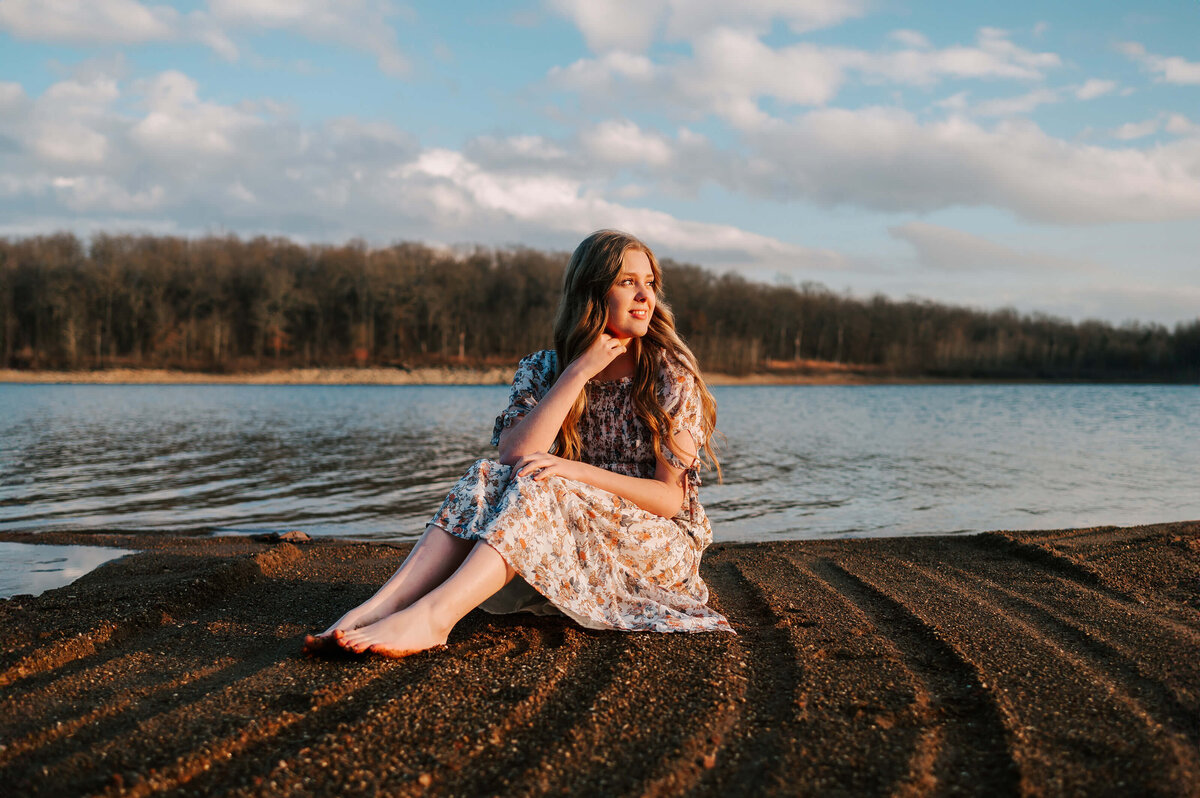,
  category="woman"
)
[305,230,732,659]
